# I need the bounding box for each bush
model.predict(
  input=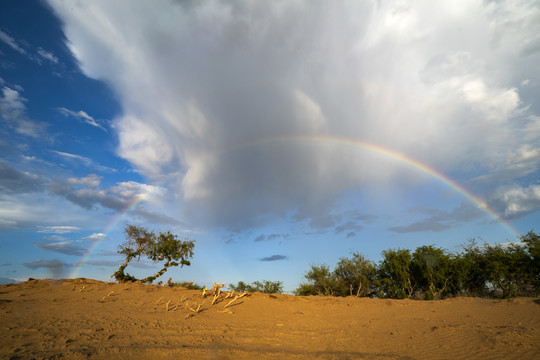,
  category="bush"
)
[229,280,284,294]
